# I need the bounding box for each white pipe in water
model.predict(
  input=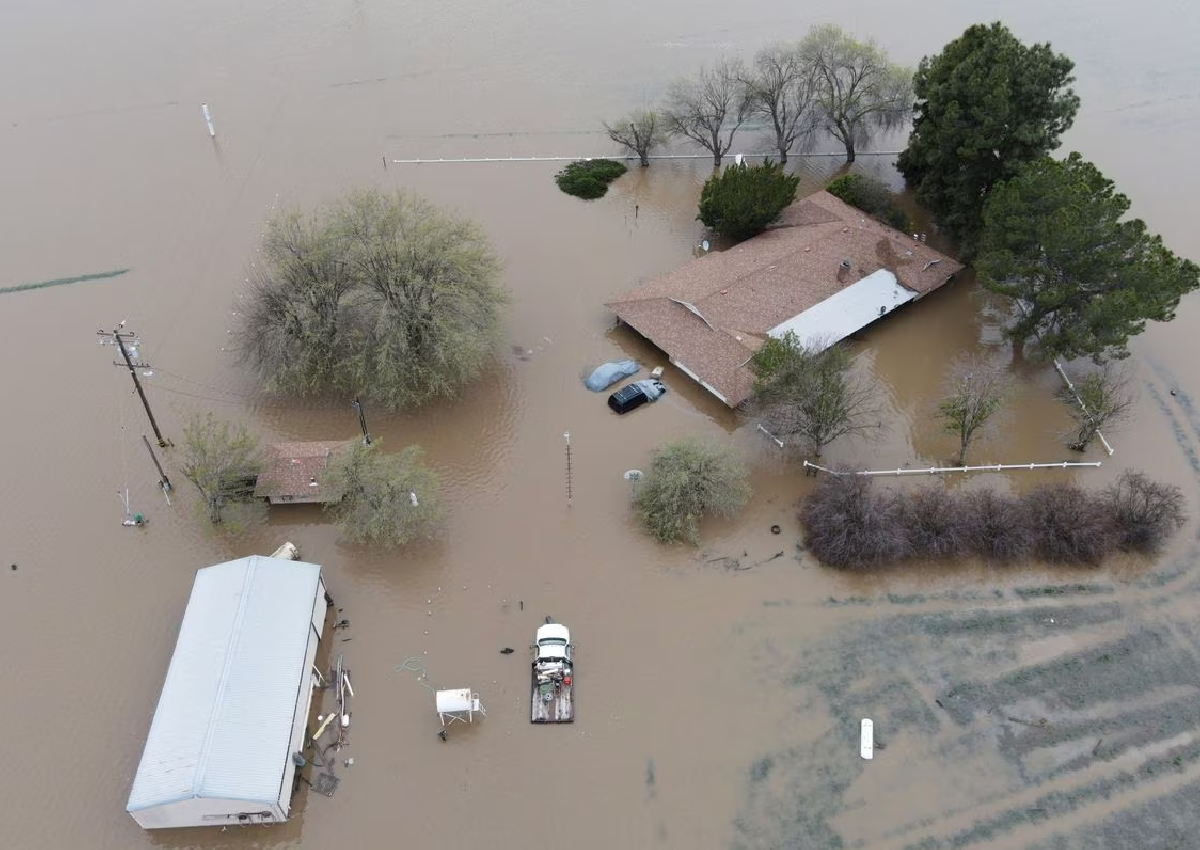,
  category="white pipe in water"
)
[201,103,215,138]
